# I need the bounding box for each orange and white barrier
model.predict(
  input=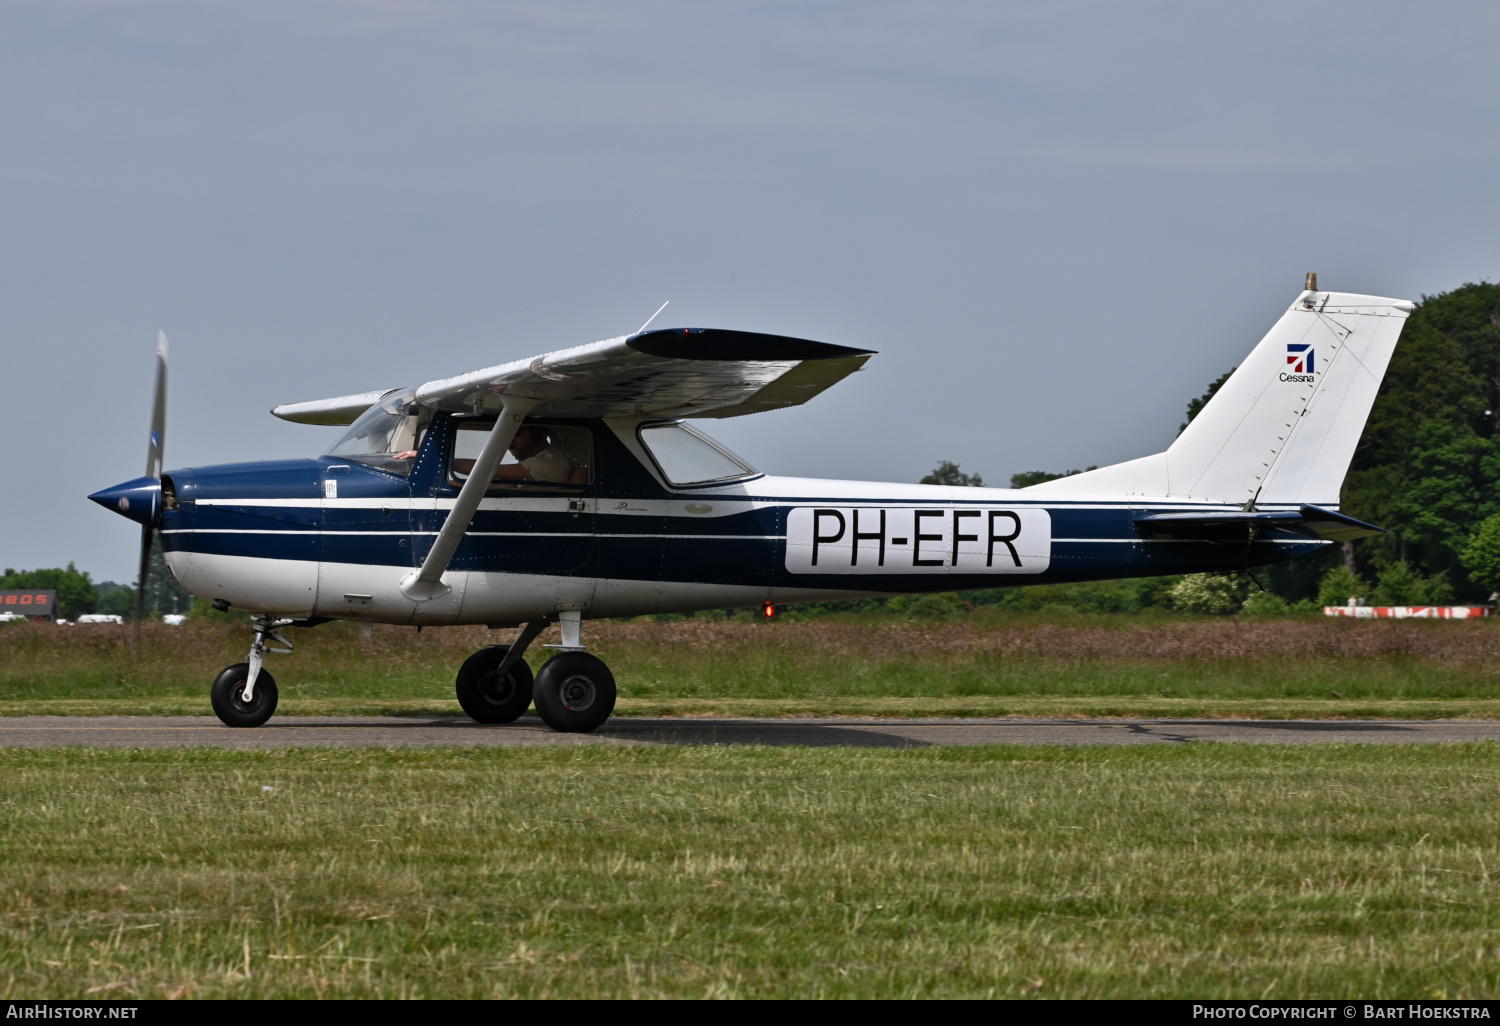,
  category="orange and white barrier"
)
[1323,606,1492,619]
